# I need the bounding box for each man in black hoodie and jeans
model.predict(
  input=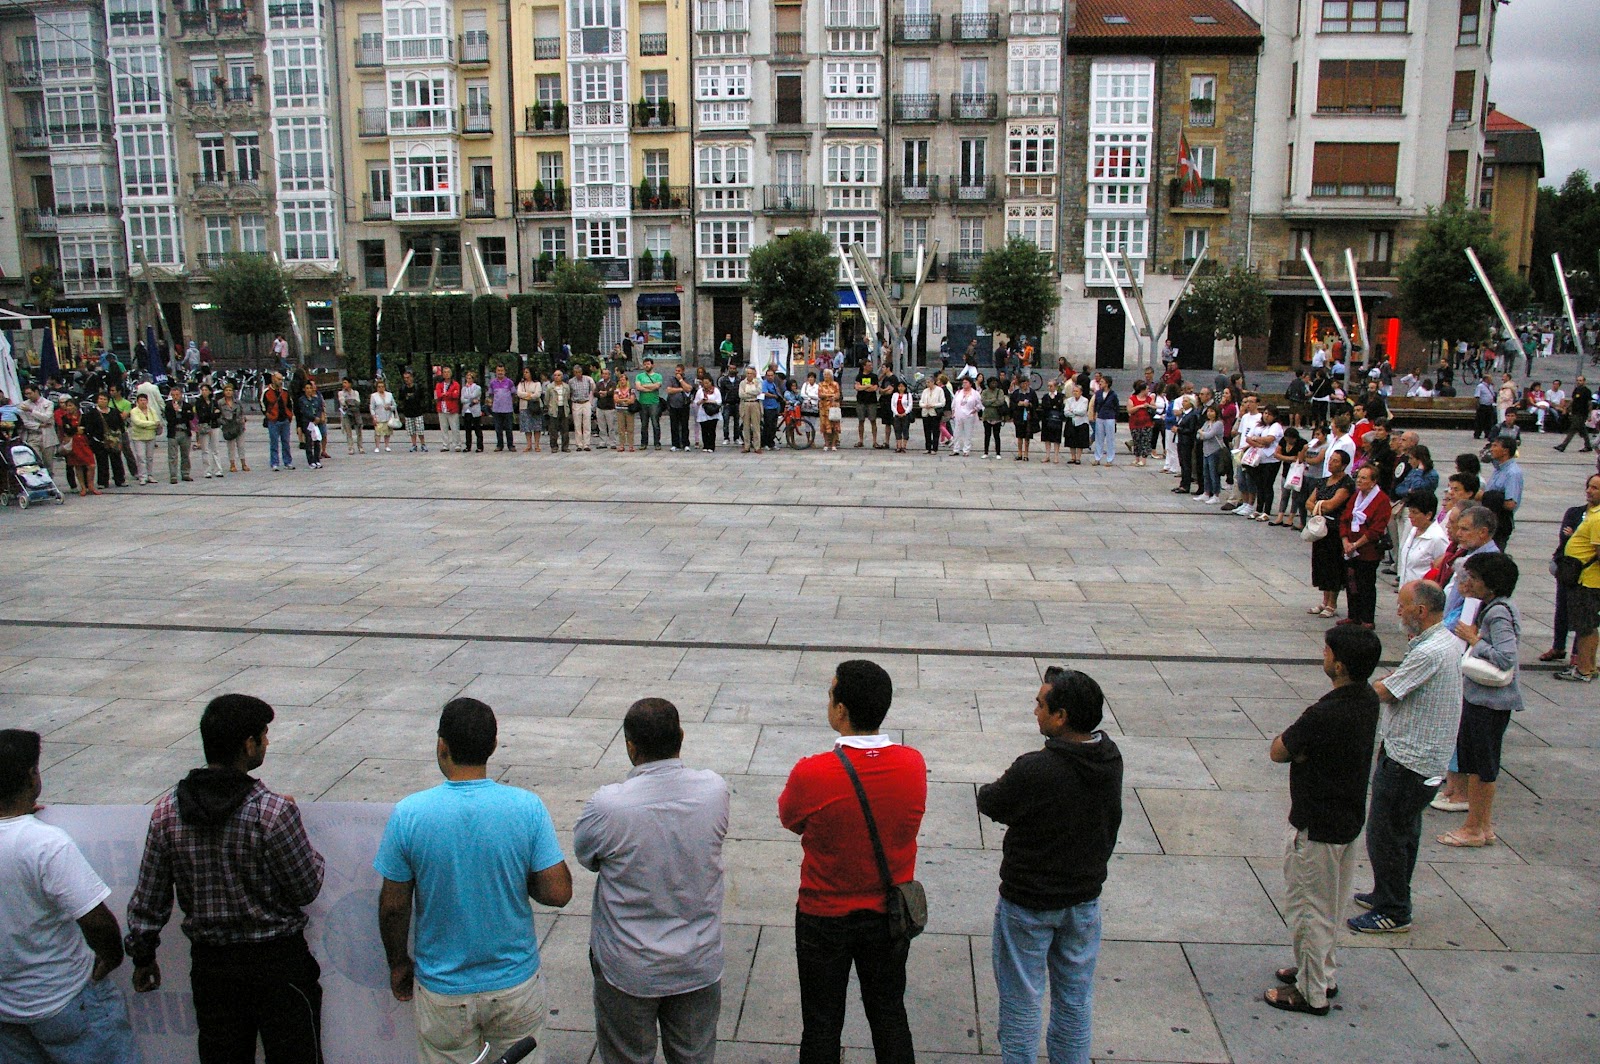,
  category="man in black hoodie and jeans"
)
[978,667,1122,1064]
[125,694,327,1062]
